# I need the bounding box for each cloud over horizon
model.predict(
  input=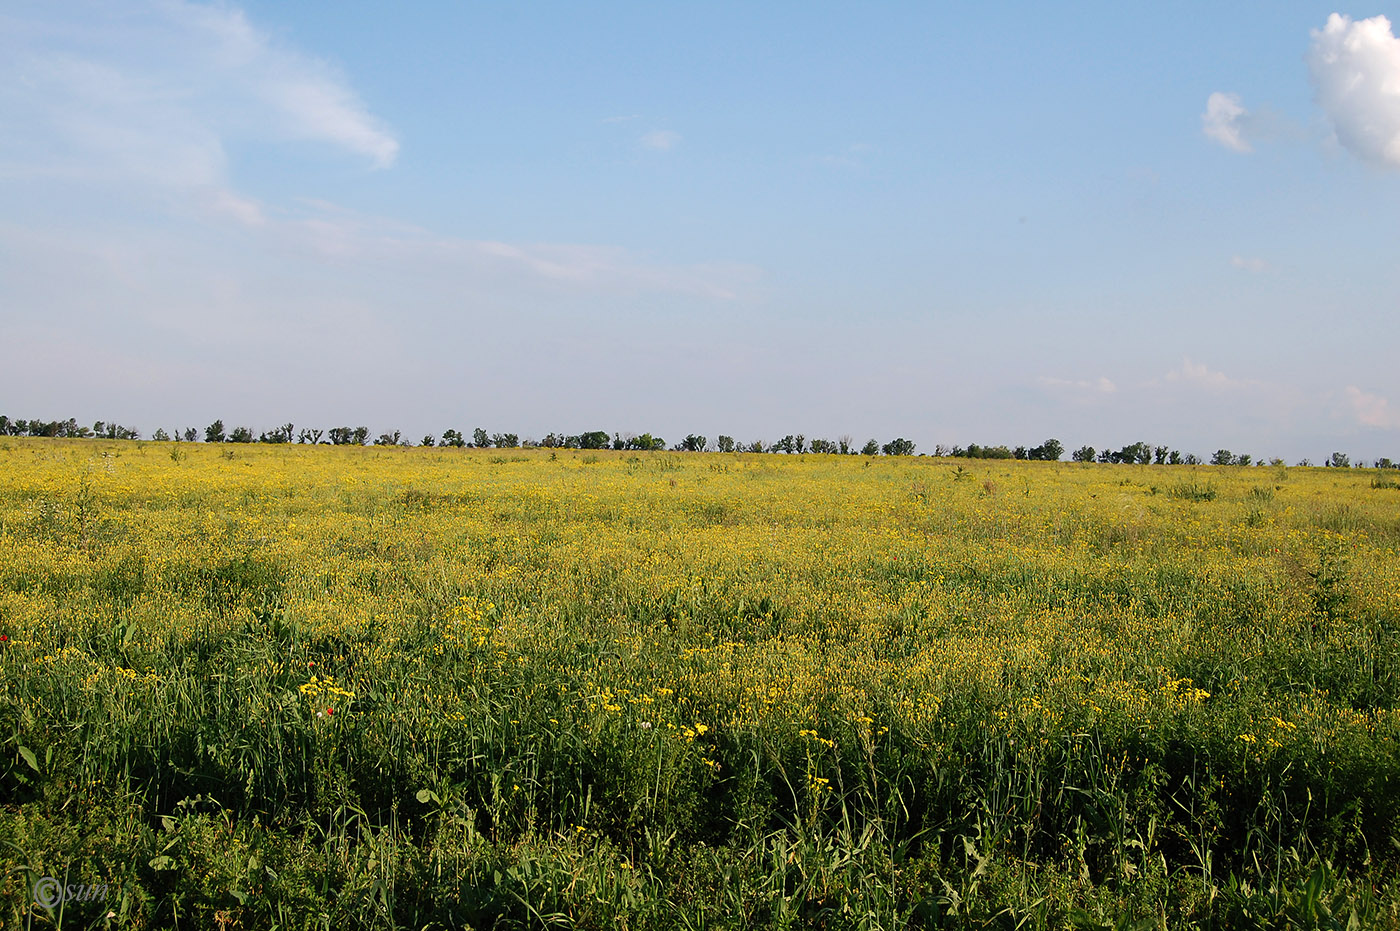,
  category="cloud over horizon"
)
[1345,385,1400,429]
